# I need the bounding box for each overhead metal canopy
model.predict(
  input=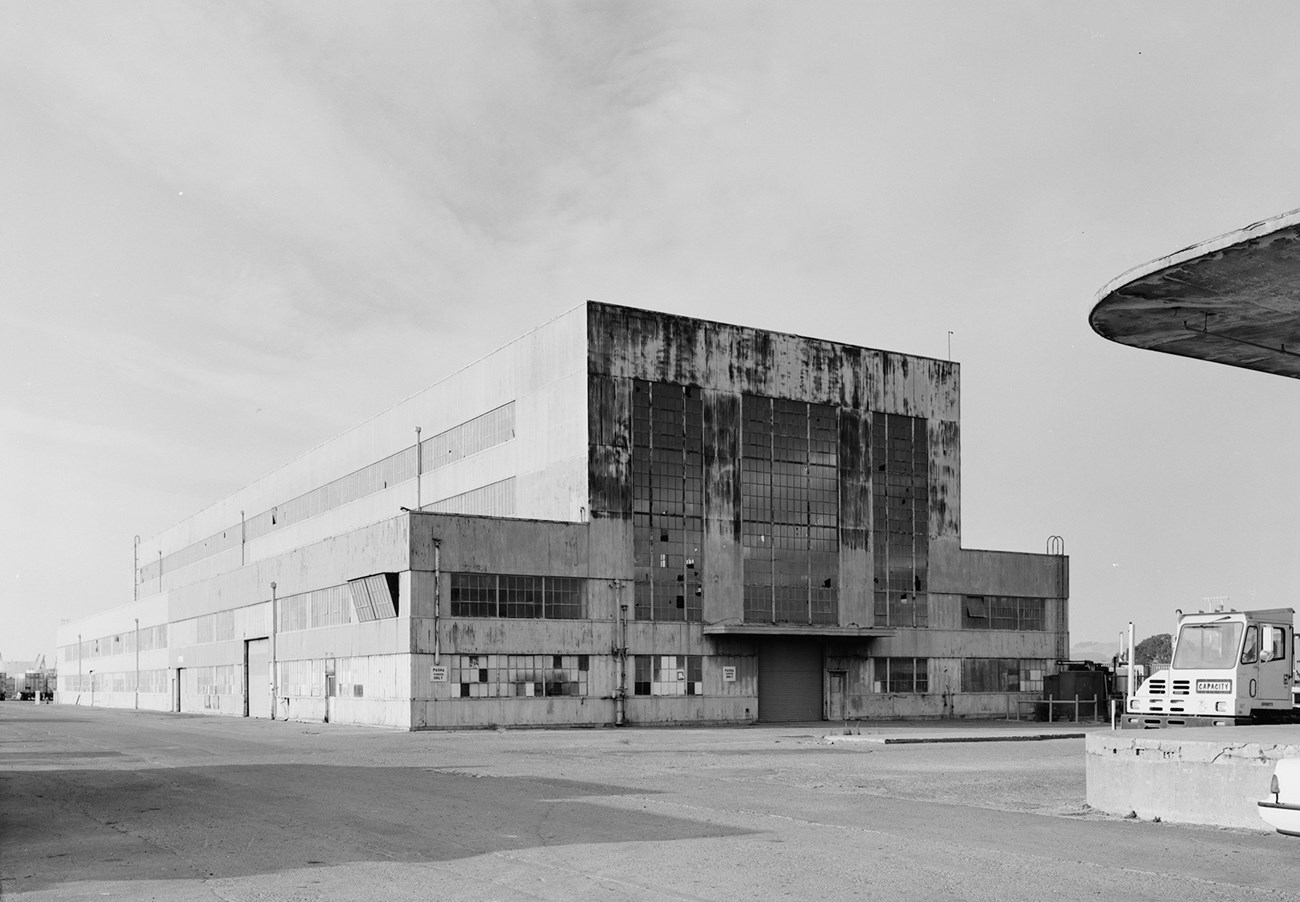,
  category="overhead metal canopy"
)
[703,623,895,638]
[1089,207,1300,379]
